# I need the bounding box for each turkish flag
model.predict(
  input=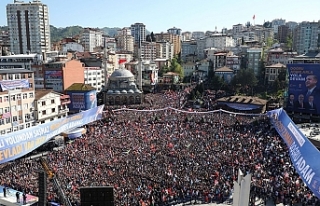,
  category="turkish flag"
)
[118,59,126,64]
